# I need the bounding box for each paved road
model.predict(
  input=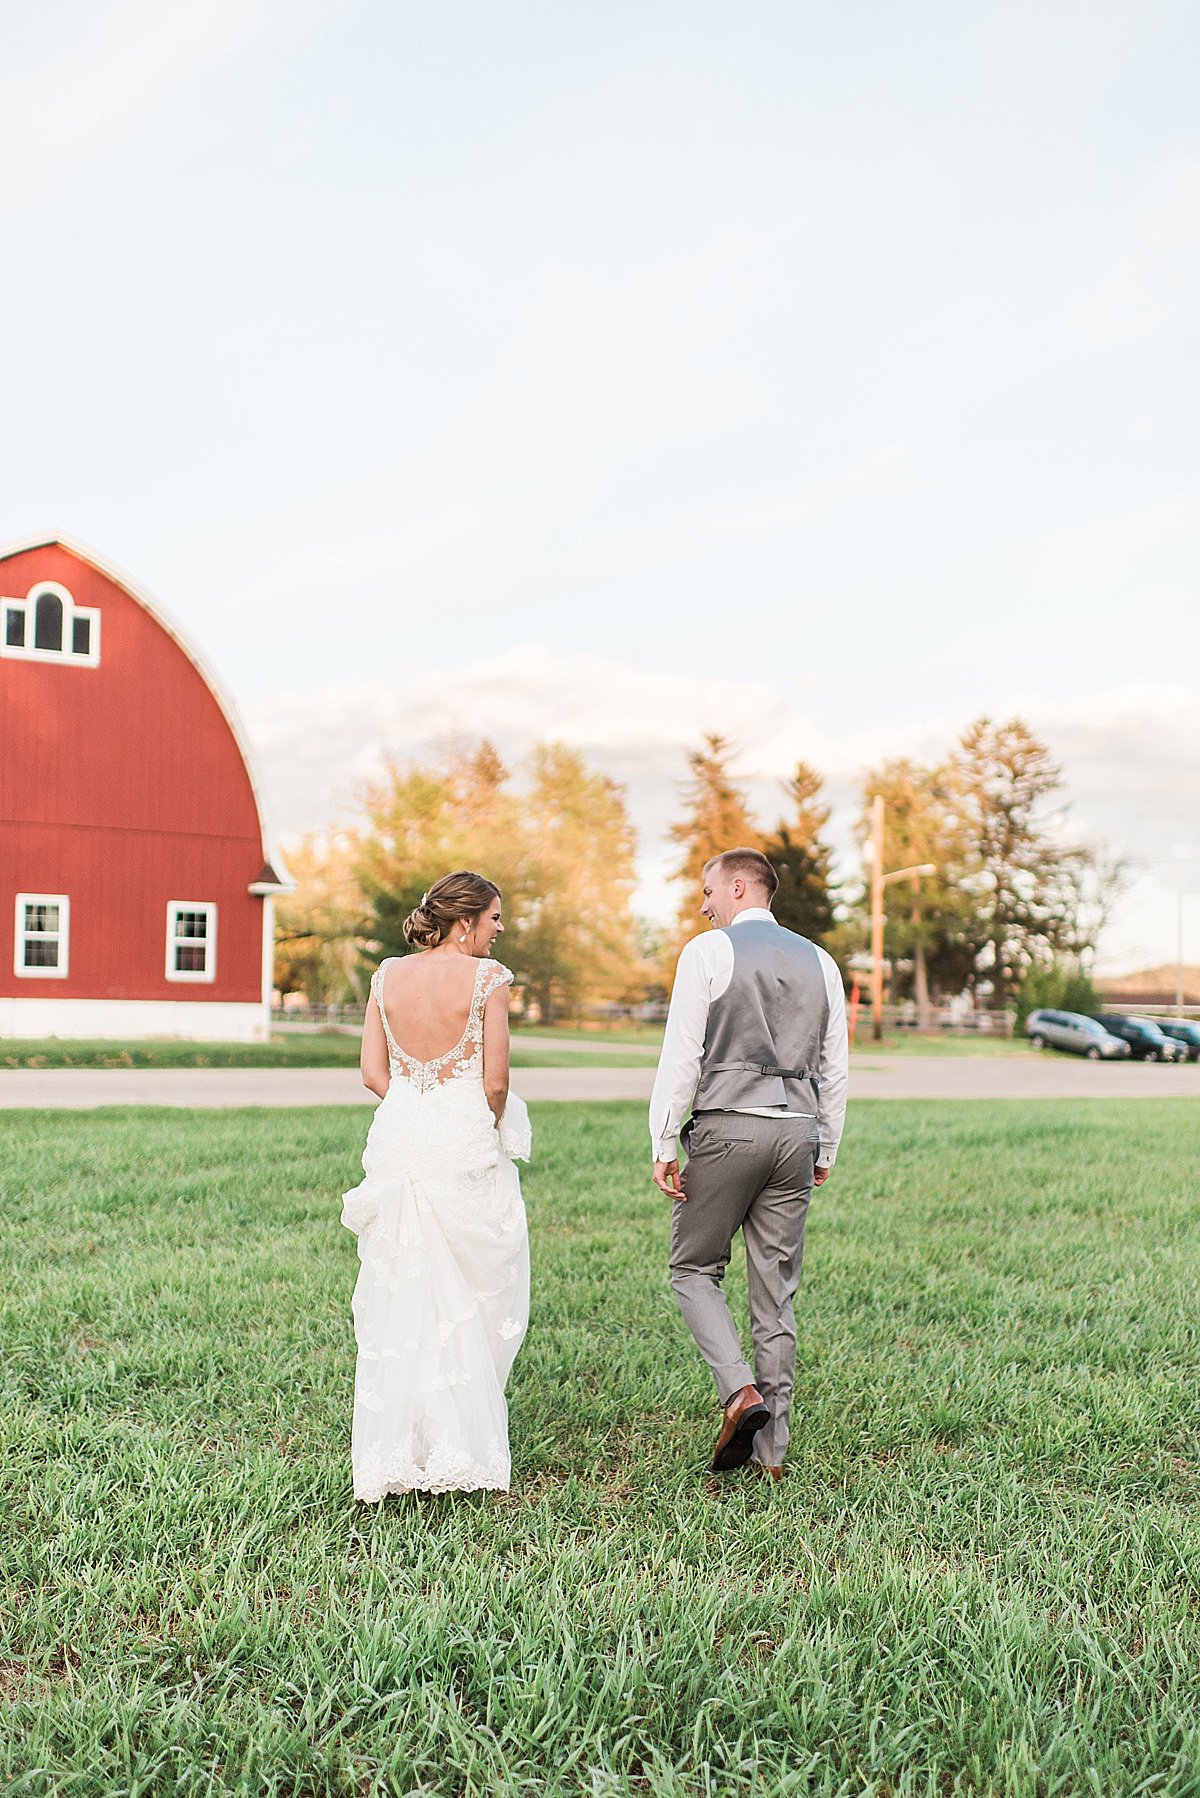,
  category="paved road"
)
[0,1067,653,1108]
[0,1057,1196,1108]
